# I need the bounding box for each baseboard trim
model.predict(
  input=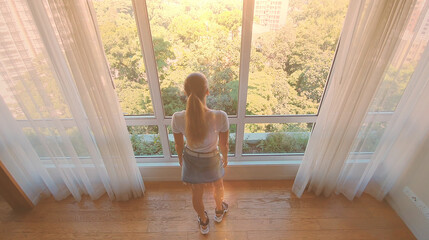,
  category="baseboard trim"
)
[386,195,421,239]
